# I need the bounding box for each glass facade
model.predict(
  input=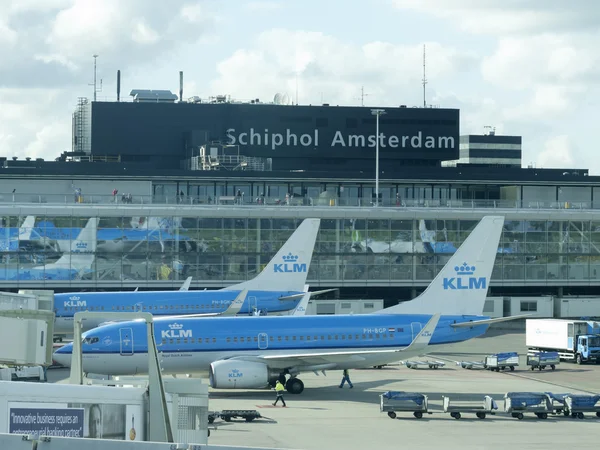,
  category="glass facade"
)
[3,211,600,288]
